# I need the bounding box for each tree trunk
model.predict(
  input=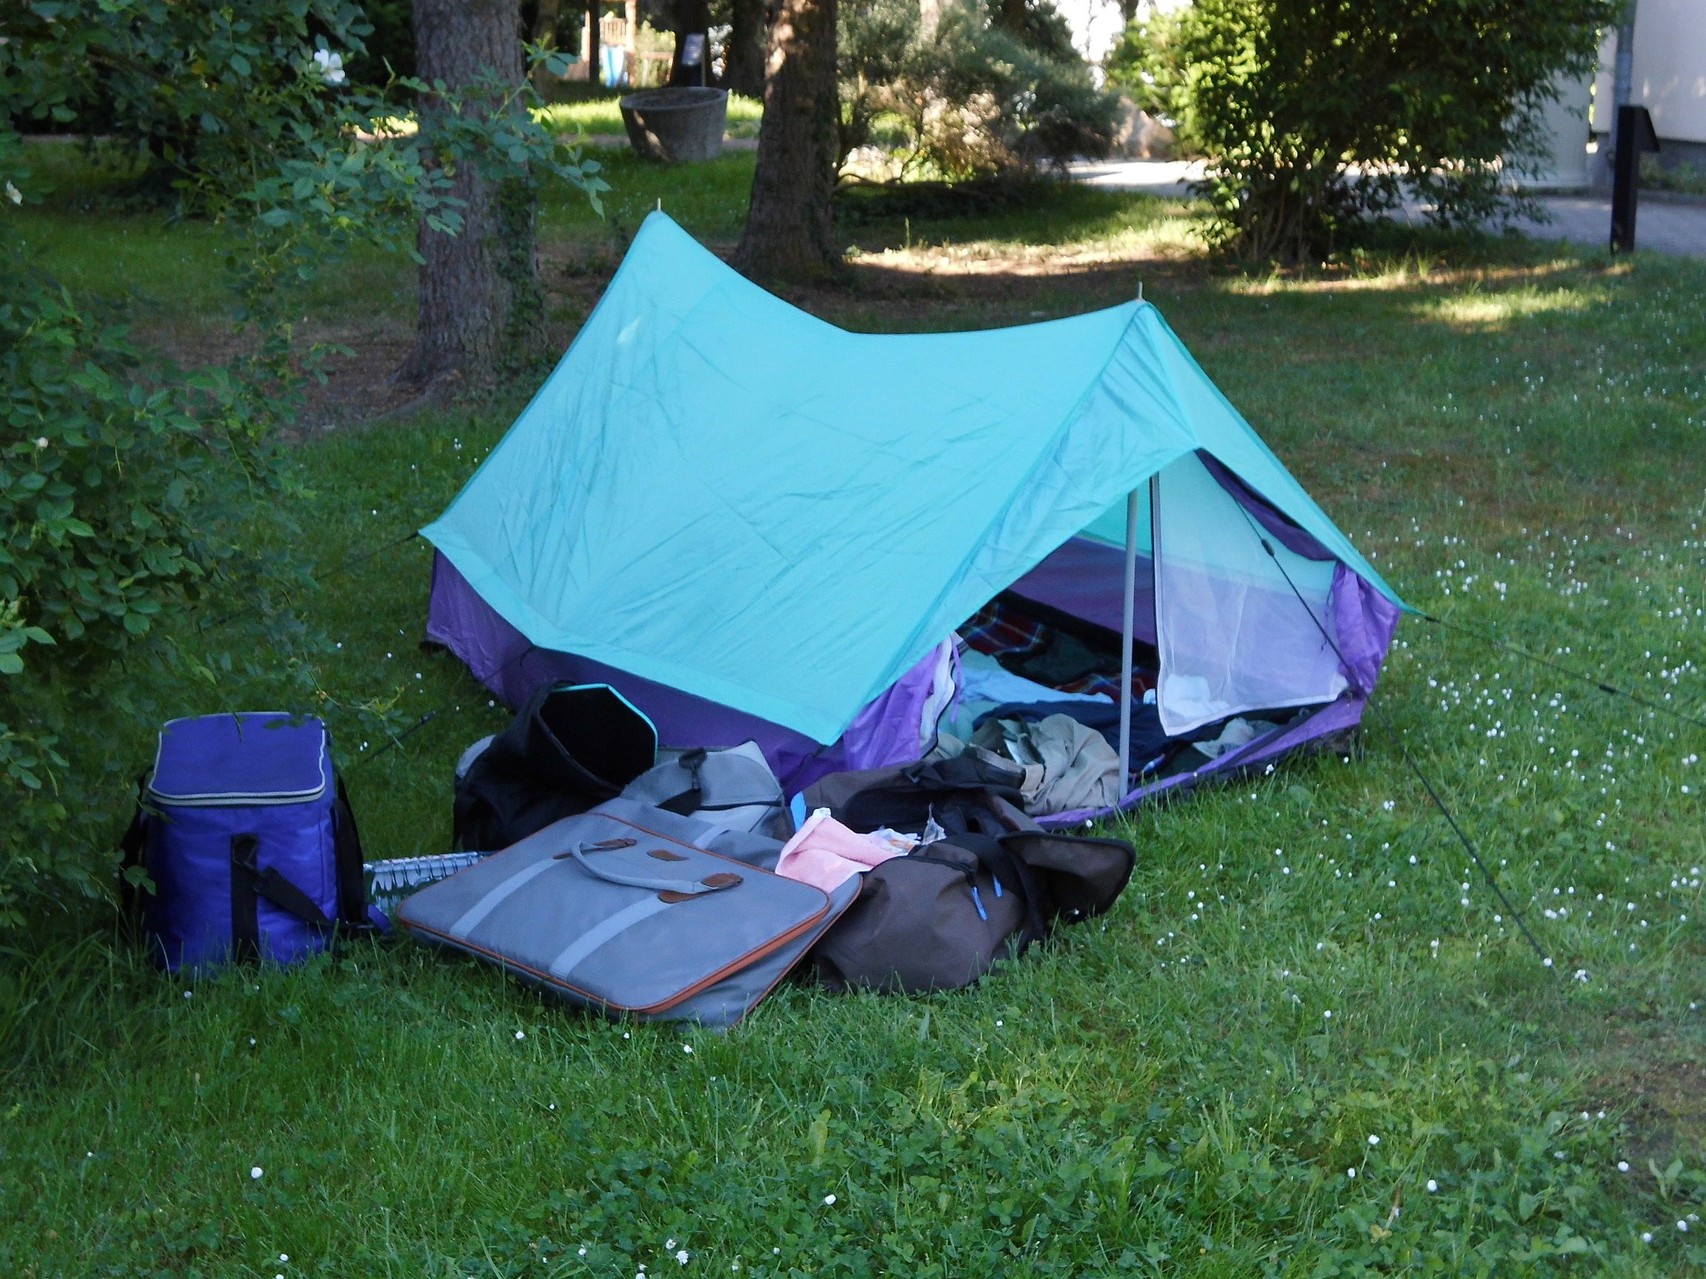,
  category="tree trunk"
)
[731,0,839,282]
[723,0,768,97]
[587,2,602,87]
[995,0,1026,38]
[668,0,712,85]
[530,0,565,99]
[393,0,544,395]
